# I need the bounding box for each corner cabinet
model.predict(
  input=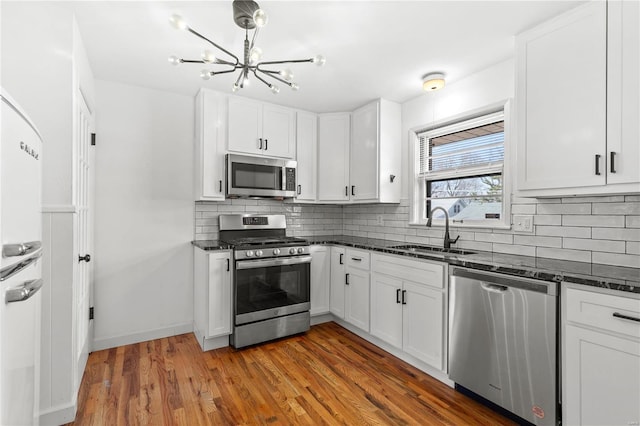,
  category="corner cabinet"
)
[228,96,295,159]
[195,88,227,201]
[370,253,447,371]
[295,111,318,201]
[562,285,640,425]
[516,1,640,196]
[193,248,232,351]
